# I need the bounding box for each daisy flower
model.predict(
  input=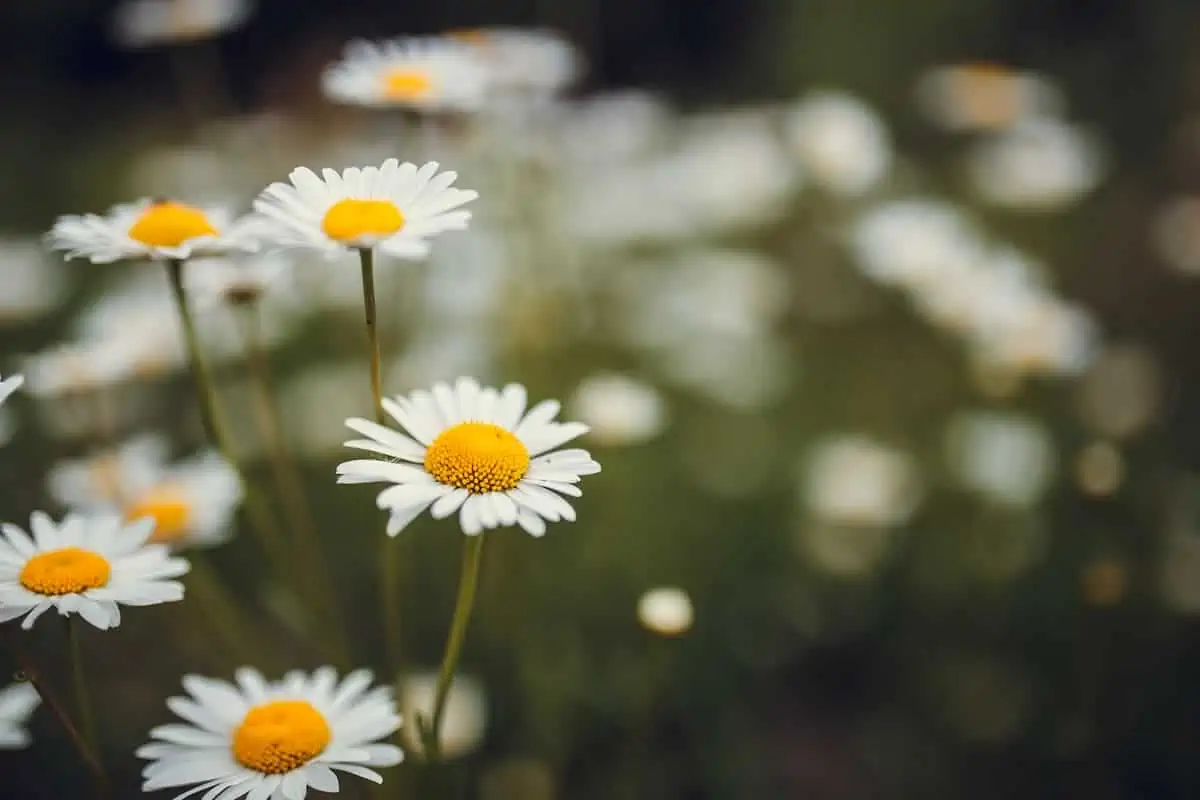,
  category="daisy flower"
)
[0,373,23,408]
[184,252,294,308]
[252,159,477,260]
[47,436,242,550]
[322,37,487,111]
[336,377,601,537]
[0,682,39,749]
[449,27,582,97]
[138,666,403,800]
[0,511,189,630]
[46,198,258,263]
